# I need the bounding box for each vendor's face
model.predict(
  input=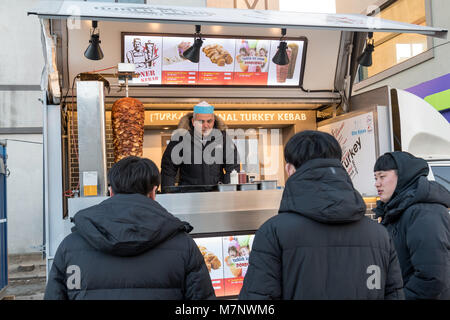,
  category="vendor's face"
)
[374,170,398,203]
[192,113,215,136]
